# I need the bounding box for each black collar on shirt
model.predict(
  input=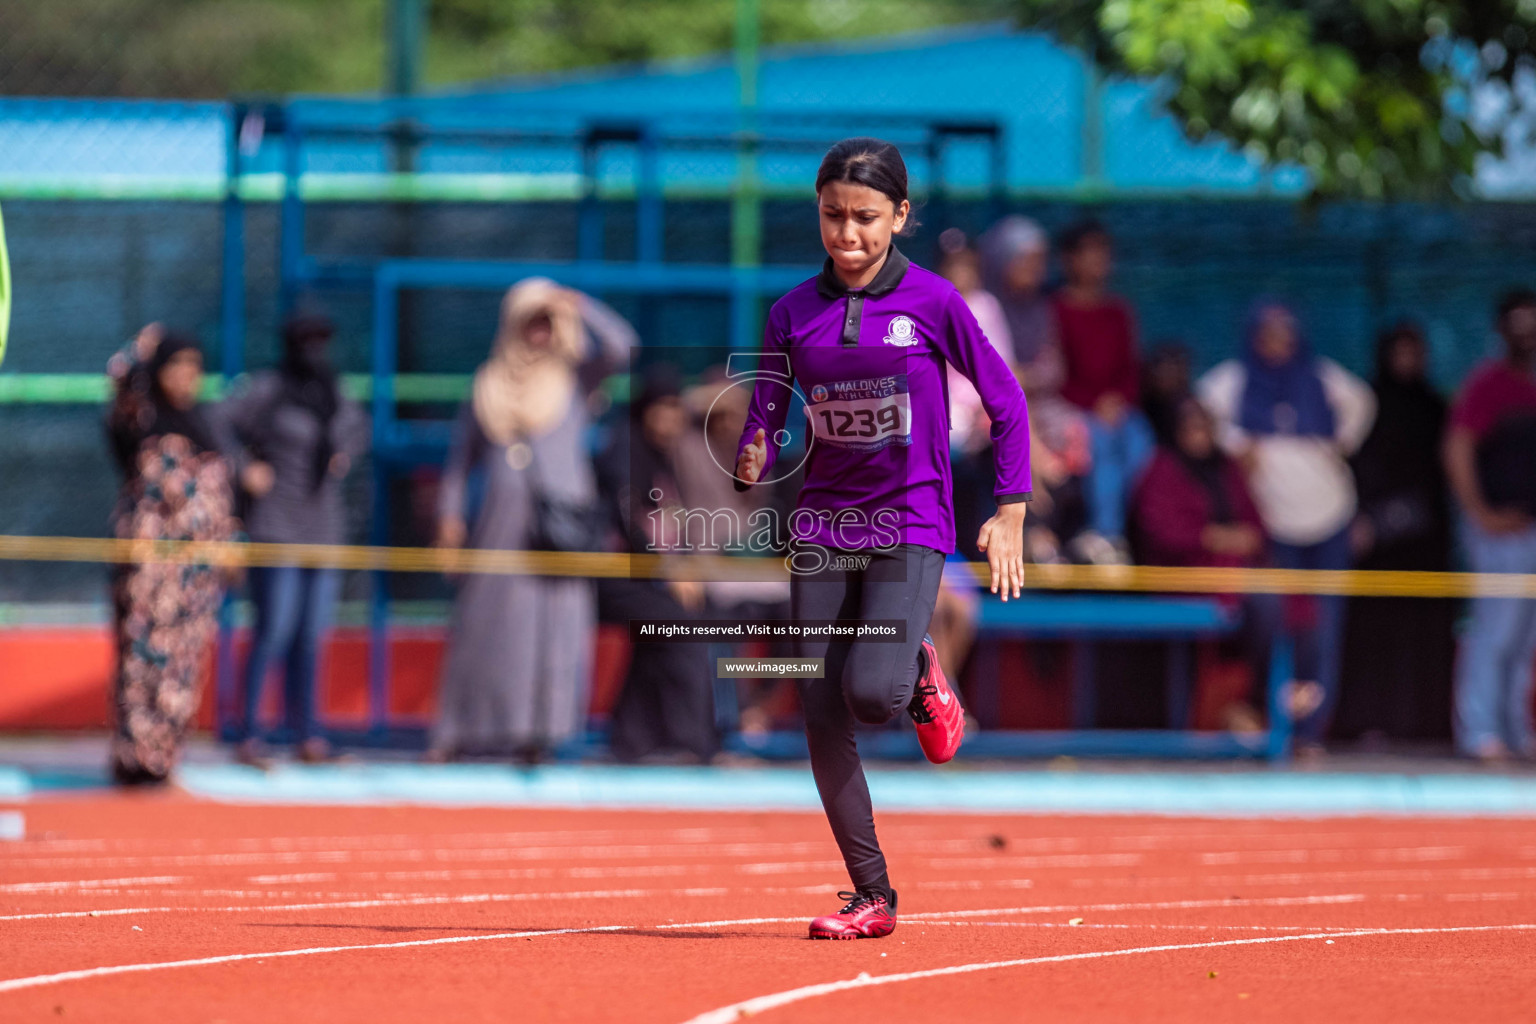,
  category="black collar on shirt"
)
[815,245,911,299]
